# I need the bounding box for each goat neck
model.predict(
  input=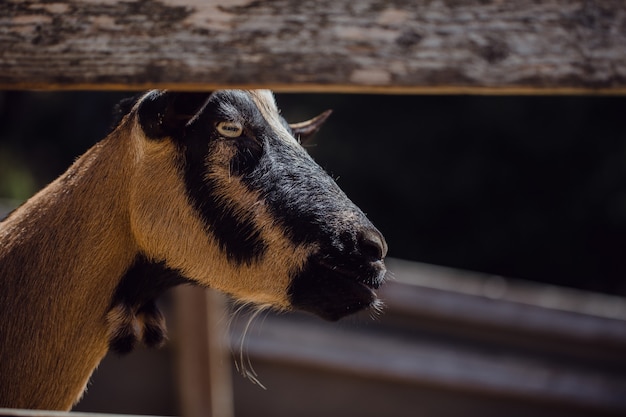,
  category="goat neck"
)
[0,125,139,409]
